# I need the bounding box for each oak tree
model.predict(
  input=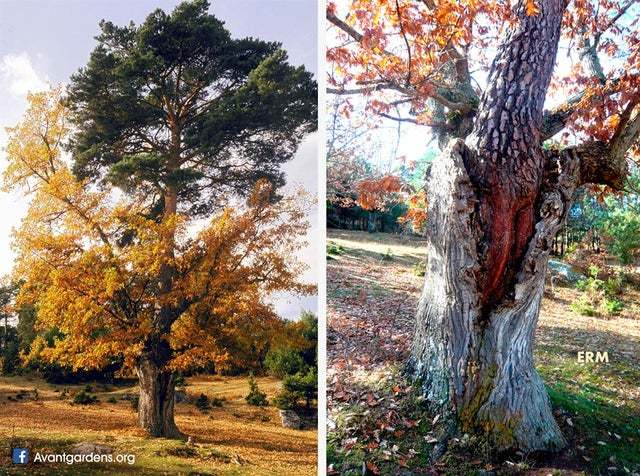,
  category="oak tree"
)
[8,0,316,439]
[328,0,640,451]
